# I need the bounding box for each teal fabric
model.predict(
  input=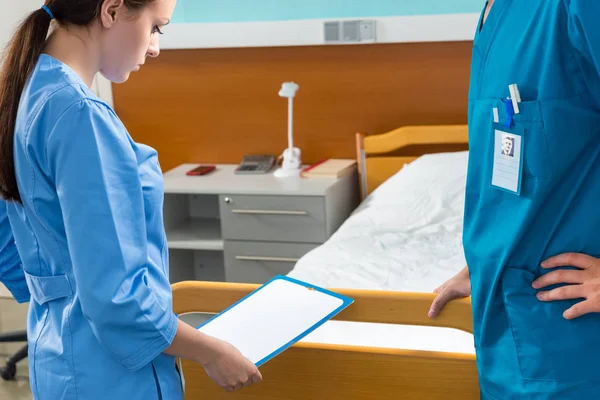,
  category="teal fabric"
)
[465,0,600,398]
